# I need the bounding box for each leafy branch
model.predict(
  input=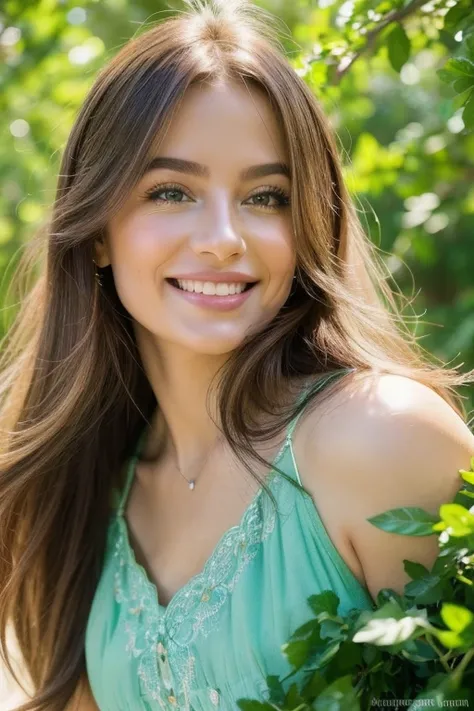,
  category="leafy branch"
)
[237,459,474,710]
[297,0,474,131]
[334,0,429,83]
